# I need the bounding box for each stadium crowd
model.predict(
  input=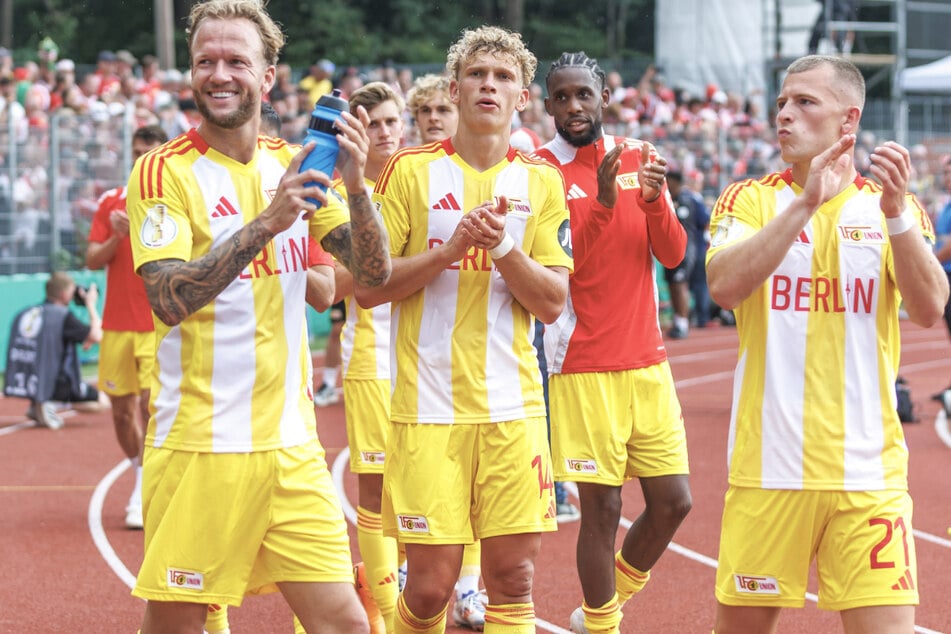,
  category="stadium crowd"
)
[1,38,950,277]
